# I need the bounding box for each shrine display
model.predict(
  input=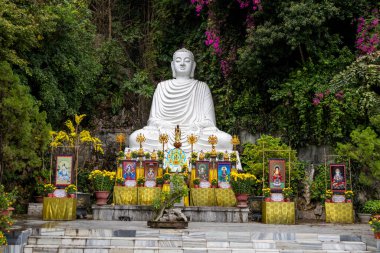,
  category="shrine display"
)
[122,160,137,187]
[196,161,210,188]
[330,164,346,192]
[55,155,73,187]
[217,162,231,188]
[269,159,285,191]
[144,161,159,187]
